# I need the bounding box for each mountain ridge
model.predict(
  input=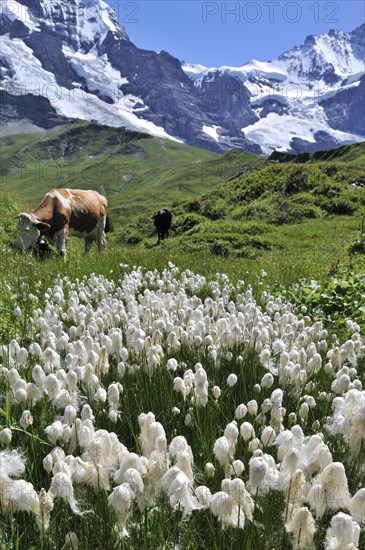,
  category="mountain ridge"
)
[0,1,364,154]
